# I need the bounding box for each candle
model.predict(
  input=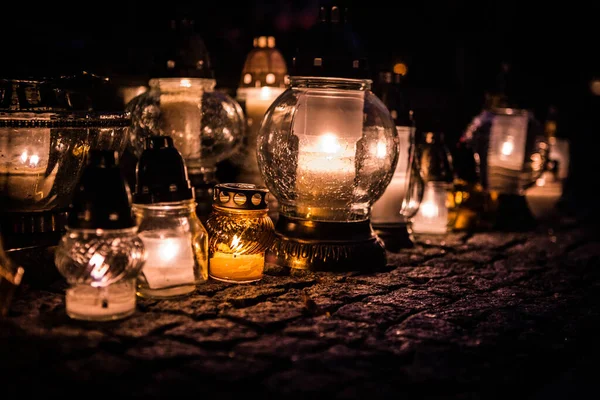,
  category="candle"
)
[209,252,265,283]
[158,91,202,162]
[65,279,136,321]
[525,172,563,219]
[205,184,274,284]
[138,232,196,293]
[0,127,55,203]
[295,133,357,219]
[411,182,450,234]
[371,126,412,225]
[238,86,285,184]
